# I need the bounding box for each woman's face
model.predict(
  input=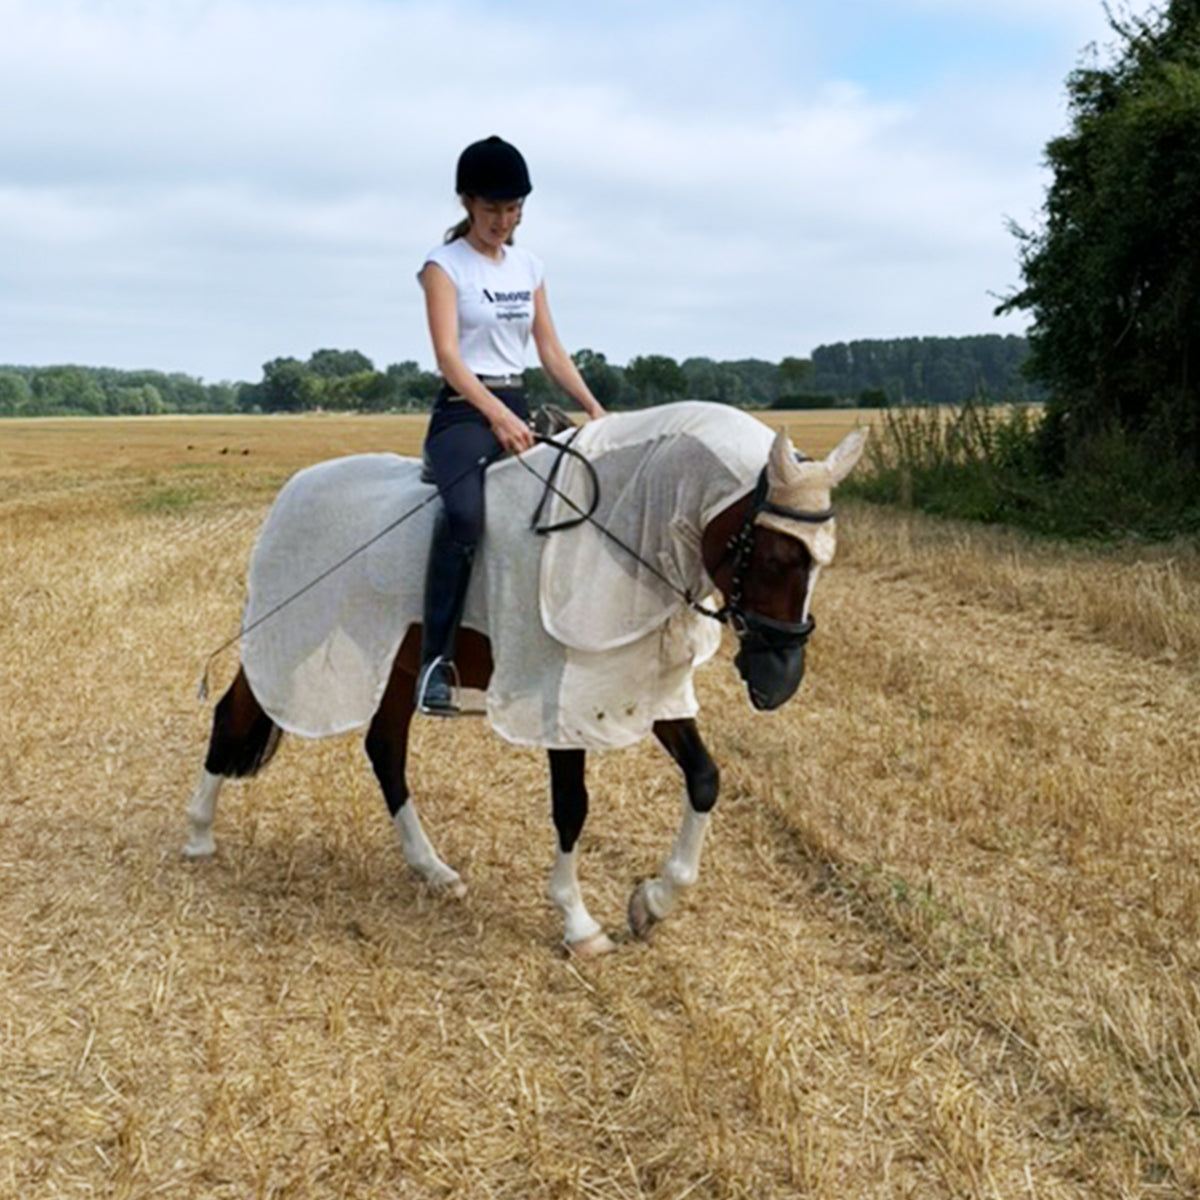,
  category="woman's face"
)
[464,196,524,252]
